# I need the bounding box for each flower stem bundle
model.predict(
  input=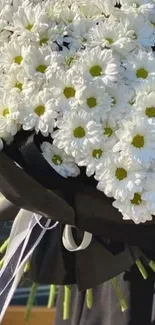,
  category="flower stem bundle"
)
[0,238,9,254]
[63,286,72,320]
[25,282,38,323]
[136,260,148,280]
[111,277,128,312]
[86,289,93,309]
[47,285,57,309]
